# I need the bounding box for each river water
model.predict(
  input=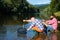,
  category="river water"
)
[0,25,60,40]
